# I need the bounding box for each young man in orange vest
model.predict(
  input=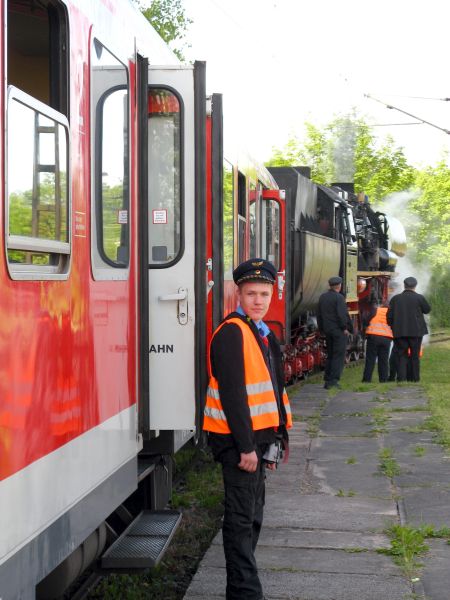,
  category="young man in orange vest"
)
[362,302,393,383]
[203,258,292,600]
